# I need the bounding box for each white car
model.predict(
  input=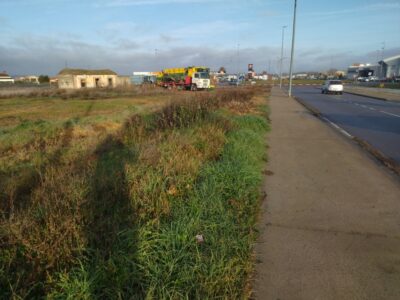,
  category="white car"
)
[321,80,343,95]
